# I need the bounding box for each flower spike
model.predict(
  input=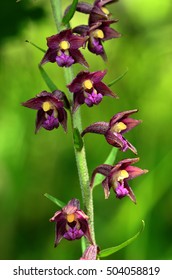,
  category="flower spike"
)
[50,198,93,247]
[22,90,67,133]
[82,109,141,154]
[90,158,148,203]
